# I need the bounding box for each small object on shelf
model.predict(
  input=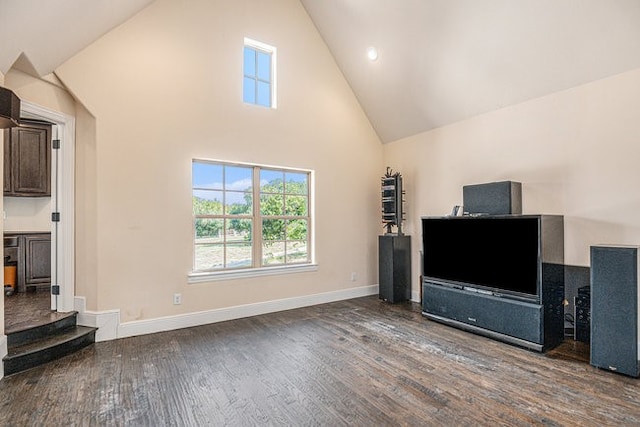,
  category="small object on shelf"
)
[4,261,16,296]
[381,167,406,235]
